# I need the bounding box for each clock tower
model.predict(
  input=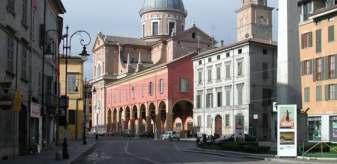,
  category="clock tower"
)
[236,0,273,42]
